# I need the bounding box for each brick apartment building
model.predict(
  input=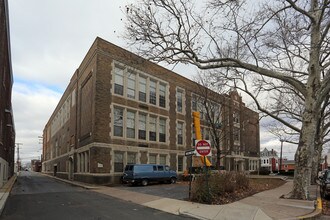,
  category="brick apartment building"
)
[42,37,260,184]
[0,0,15,187]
